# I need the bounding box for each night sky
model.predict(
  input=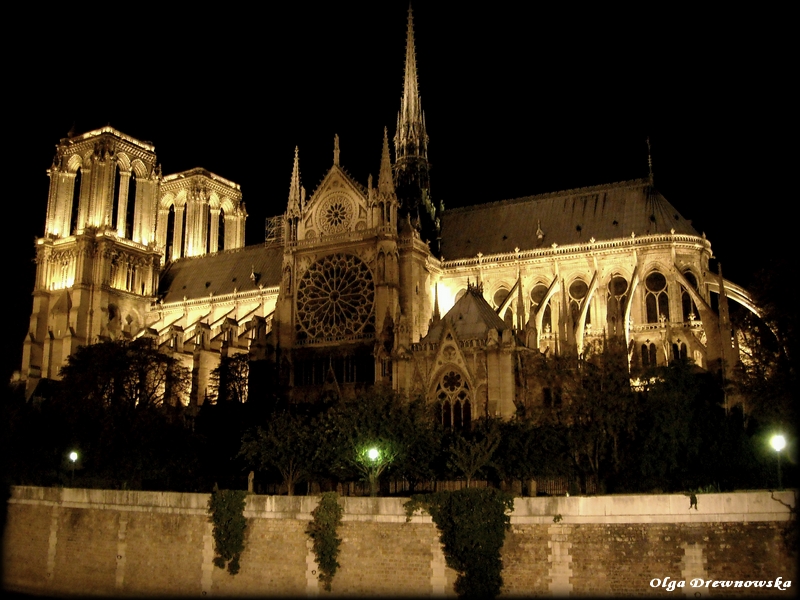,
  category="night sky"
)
[6,3,789,383]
